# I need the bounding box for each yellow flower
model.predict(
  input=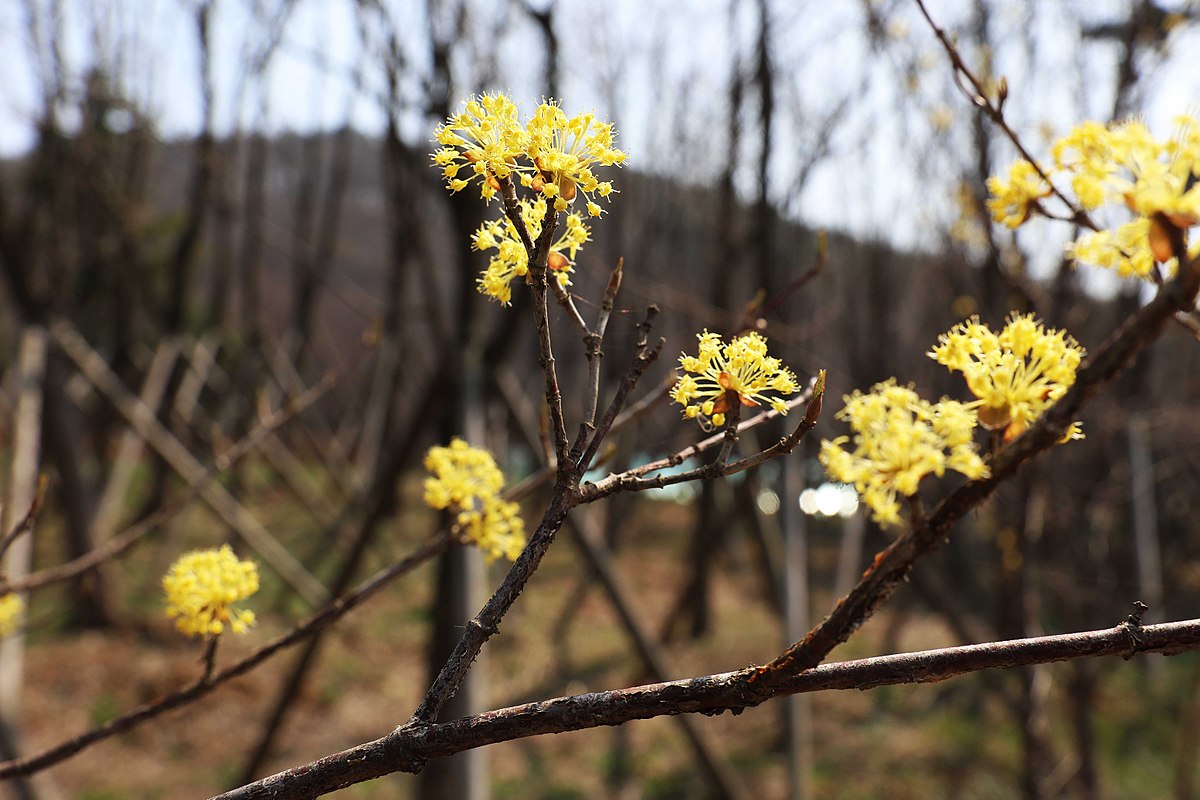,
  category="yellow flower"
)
[523,101,627,215]
[458,494,526,563]
[424,439,526,563]
[1052,116,1200,278]
[929,313,1084,441]
[672,331,799,430]
[986,159,1051,228]
[0,593,24,638]
[819,380,988,526]
[163,546,258,638]
[472,197,591,304]
[987,116,1200,278]
[432,93,528,201]
[1052,119,1122,210]
[1067,219,1162,280]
